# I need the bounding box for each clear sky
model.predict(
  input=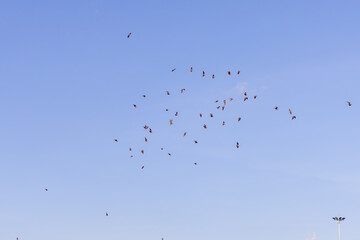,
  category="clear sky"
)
[1,1,360,240]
